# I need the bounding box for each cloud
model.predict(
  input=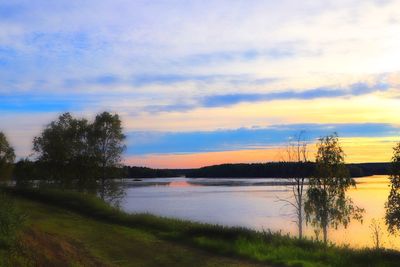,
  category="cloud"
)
[132,74,223,86]
[131,79,392,113]
[0,77,393,117]
[201,81,390,107]
[179,46,298,66]
[131,73,278,87]
[126,123,400,155]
